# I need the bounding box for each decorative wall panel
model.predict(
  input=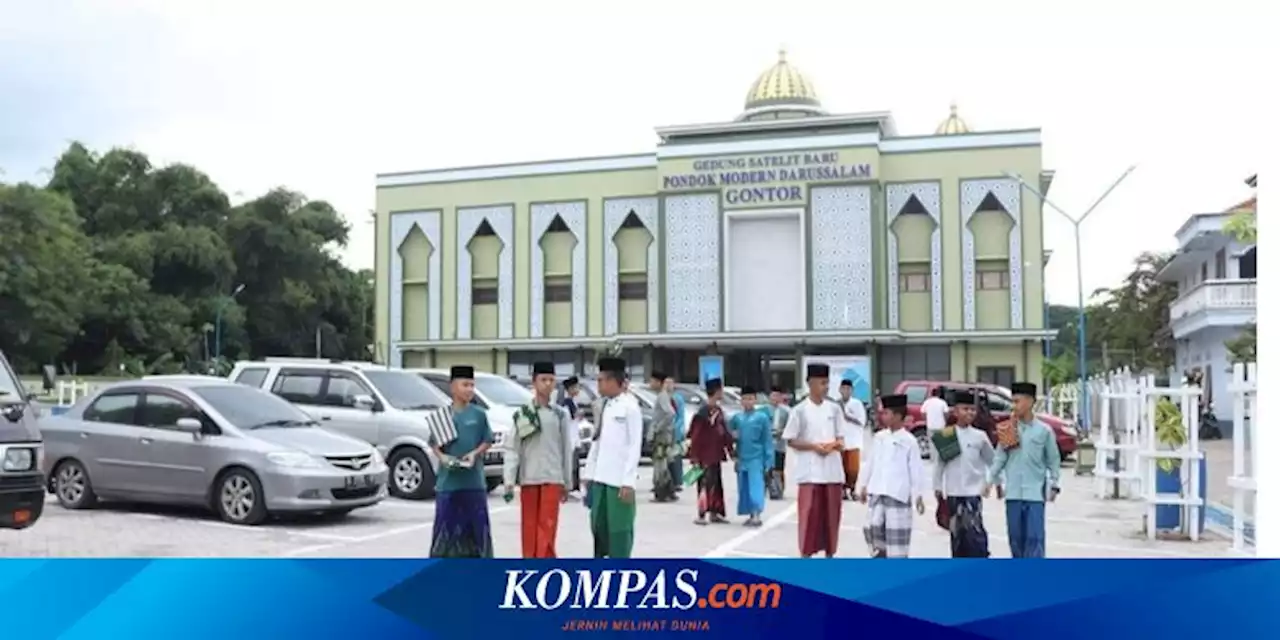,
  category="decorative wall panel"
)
[886,182,943,331]
[456,205,514,340]
[961,179,1022,330]
[810,186,874,330]
[604,197,660,335]
[529,201,587,338]
[662,194,721,333]
[388,210,441,368]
